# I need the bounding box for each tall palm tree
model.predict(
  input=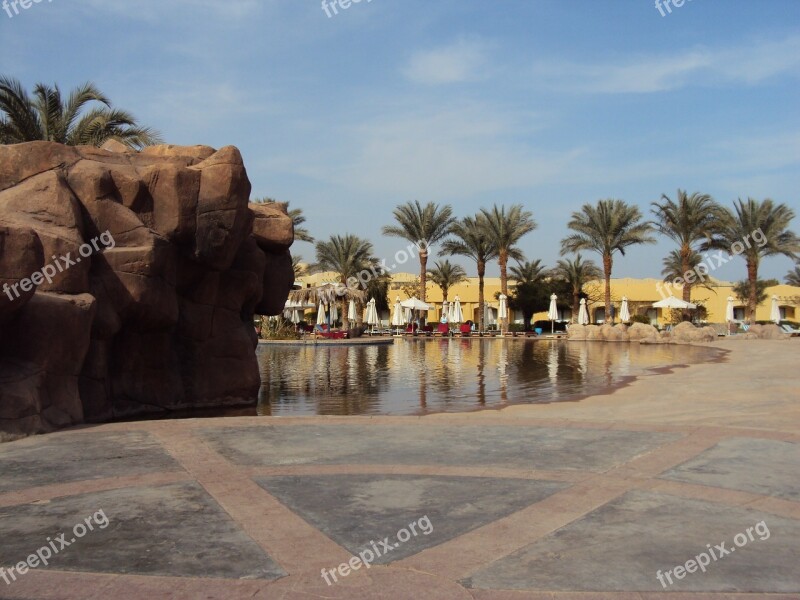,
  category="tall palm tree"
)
[553,254,602,320]
[651,190,725,314]
[713,198,799,321]
[313,234,376,324]
[787,264,800,287]
[561,199,655,323]
[0,76,161,149]
[252,198,314,243]
[427,259,467,303]
[479,204,537,296]
[382,200,456,302]
[441,215,498,330]
[509,260,548,286]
